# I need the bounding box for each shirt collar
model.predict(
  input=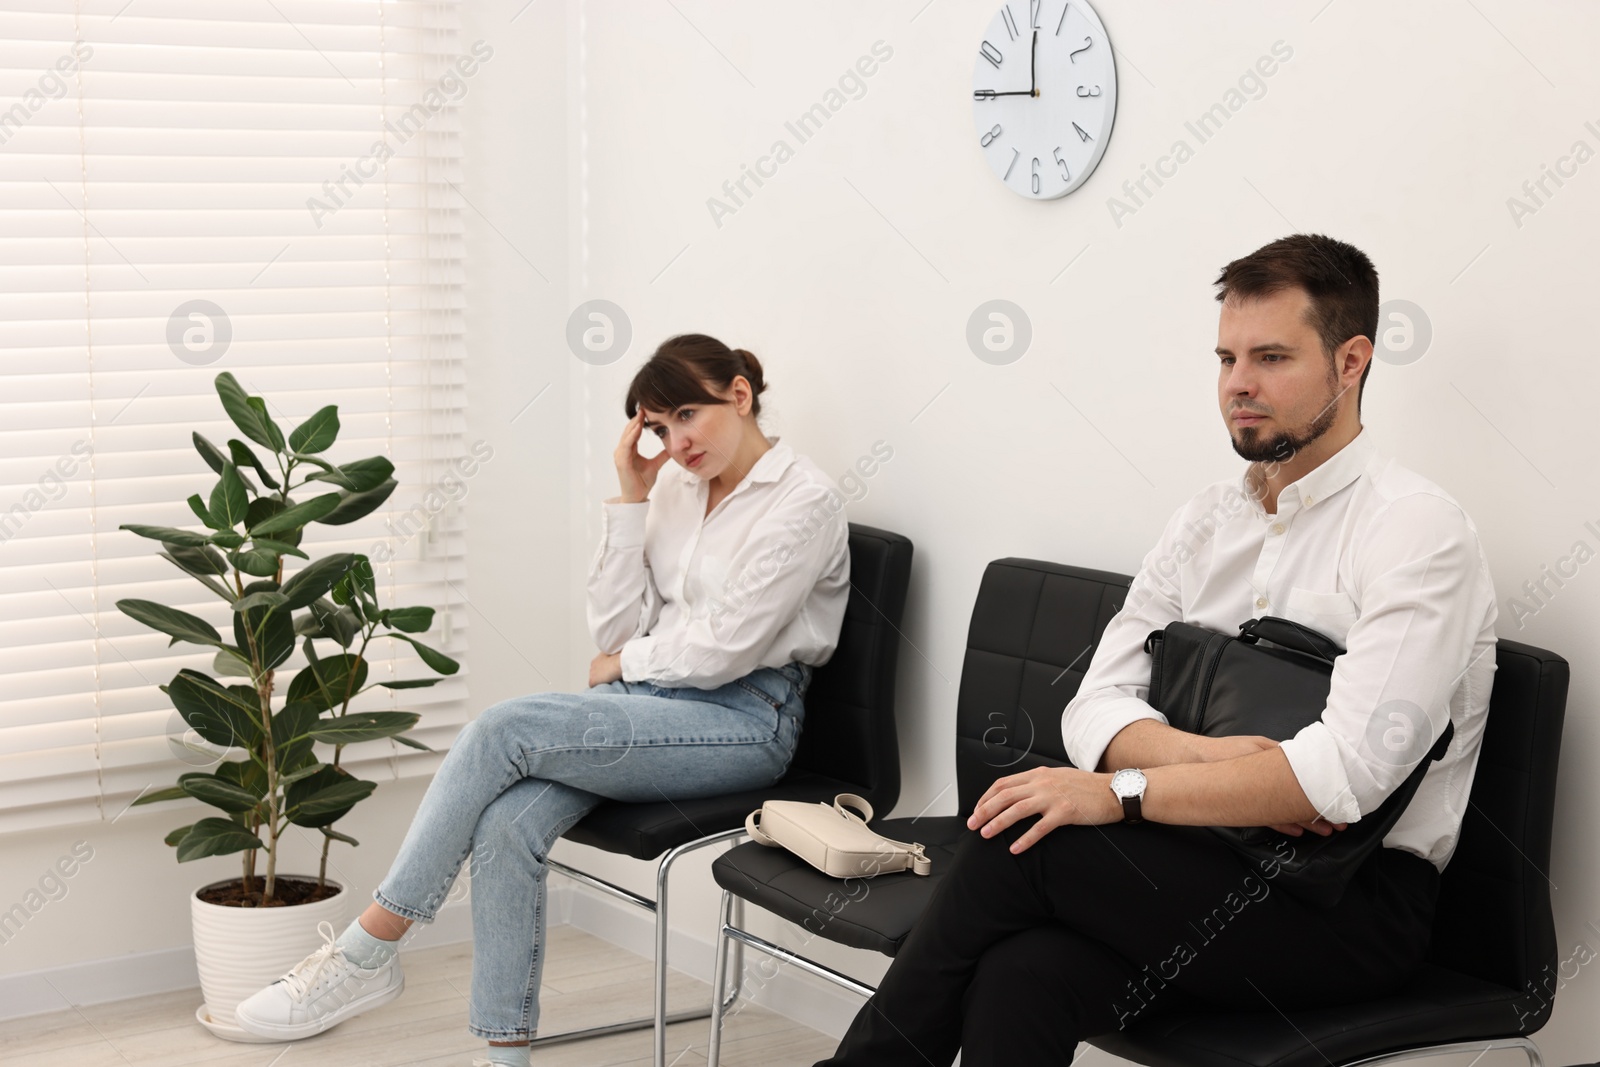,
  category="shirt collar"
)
[744,436,792,485]
[1244,428,1376,514]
